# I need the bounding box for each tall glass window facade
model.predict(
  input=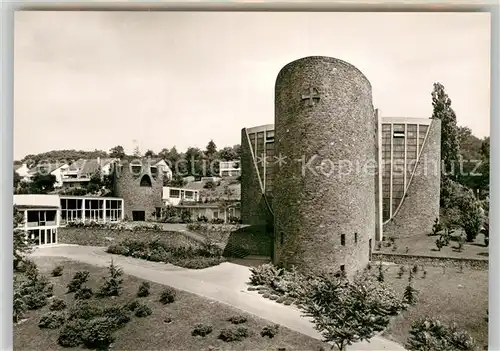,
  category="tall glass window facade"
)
[381,122,430,222]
